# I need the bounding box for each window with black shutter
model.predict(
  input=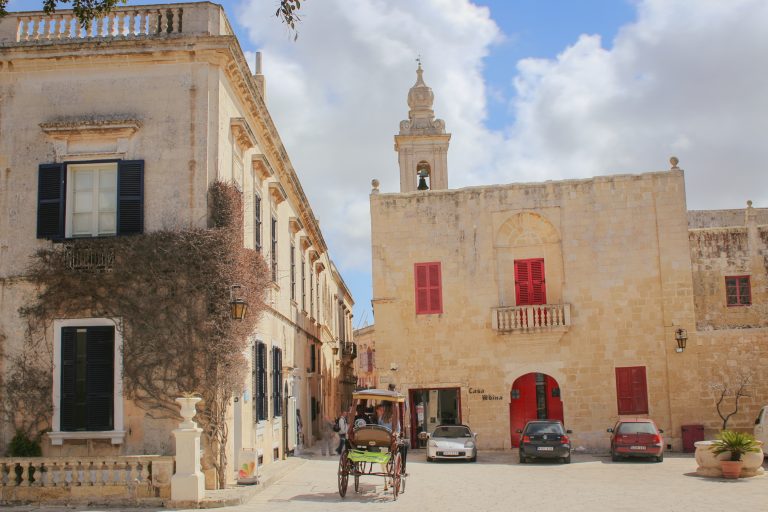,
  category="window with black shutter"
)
[272,347,282,417]
[60,326,114,431]
[36,160,144,239]
[290,242,296,301]
[254,194,262,251]
[254,342,267,422]
[271,216,278,282]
